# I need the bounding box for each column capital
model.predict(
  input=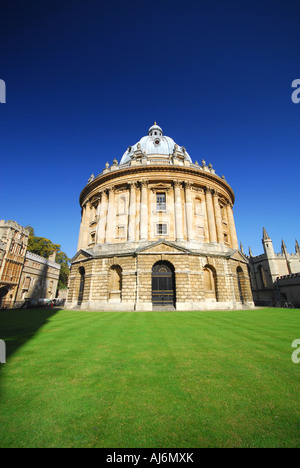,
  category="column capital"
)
[212,189,220,198]
[185,181,192,190]
[140,179,149,188]
[205,187,214,195]
[174,180,183,188]
[90,195,101,207]
[129,181,137,189]
[100,190,108,202]
[106,185,116,194]
[84,200,92,209]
